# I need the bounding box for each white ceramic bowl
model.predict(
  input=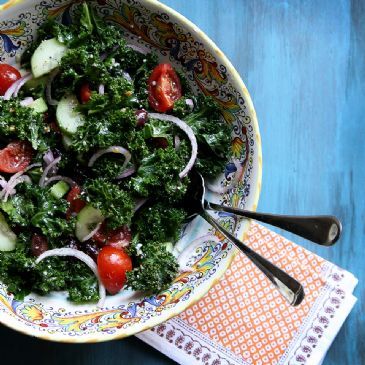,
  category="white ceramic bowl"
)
[0,0,261,342]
